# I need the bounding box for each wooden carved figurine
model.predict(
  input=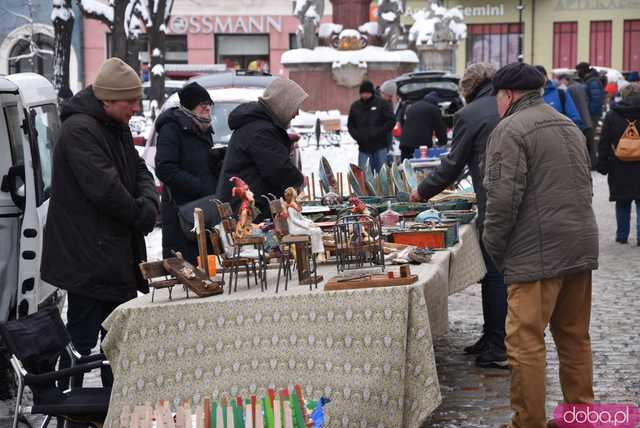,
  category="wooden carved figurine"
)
[282,187,325,255]
[230,176,255,239]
